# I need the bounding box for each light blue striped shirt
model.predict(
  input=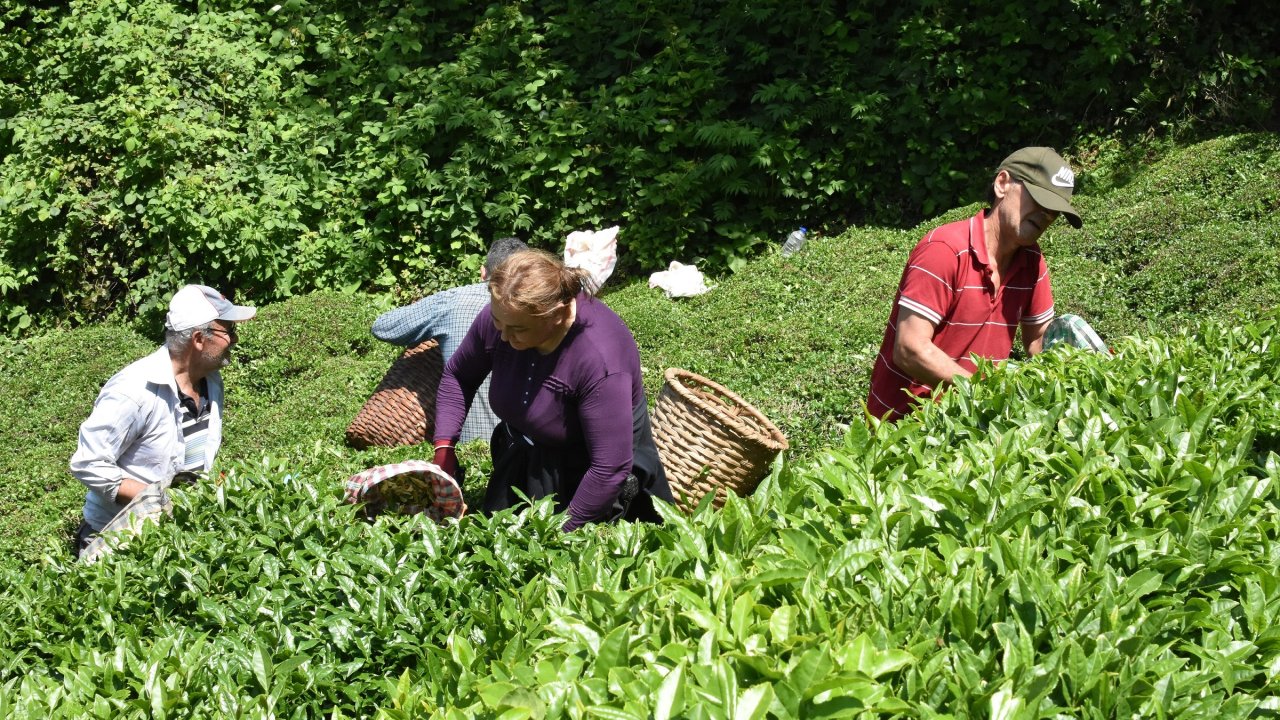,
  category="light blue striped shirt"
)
[372,283,498,443]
